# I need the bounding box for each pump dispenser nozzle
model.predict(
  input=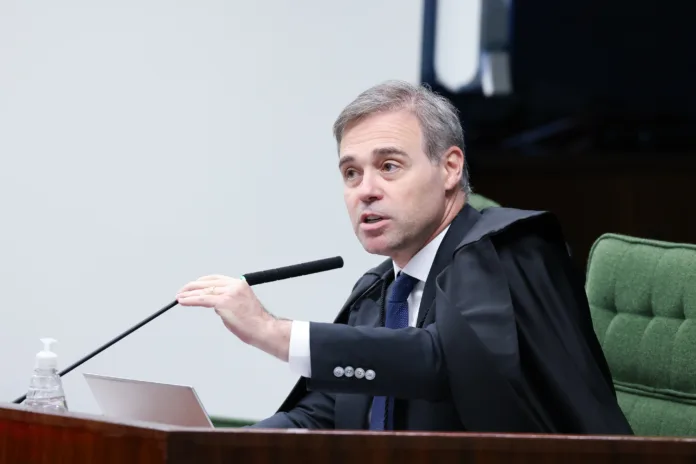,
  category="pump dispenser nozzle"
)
[35,338,58,370]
